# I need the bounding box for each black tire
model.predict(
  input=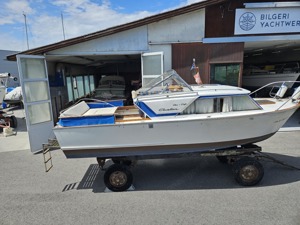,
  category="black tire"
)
[112,159,132,166]
[216,155,228,164]
[232,157,264,186]
[104,164,133,192]
[112,159,121,164]
[9,116,17,128]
